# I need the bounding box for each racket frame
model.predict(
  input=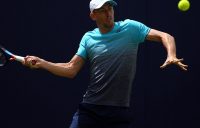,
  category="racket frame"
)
[0,44,24,63]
